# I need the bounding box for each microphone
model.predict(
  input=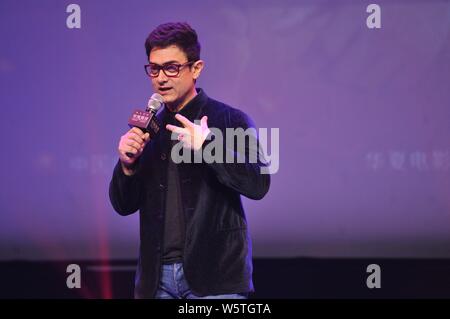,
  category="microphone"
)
[126,93,164,158]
